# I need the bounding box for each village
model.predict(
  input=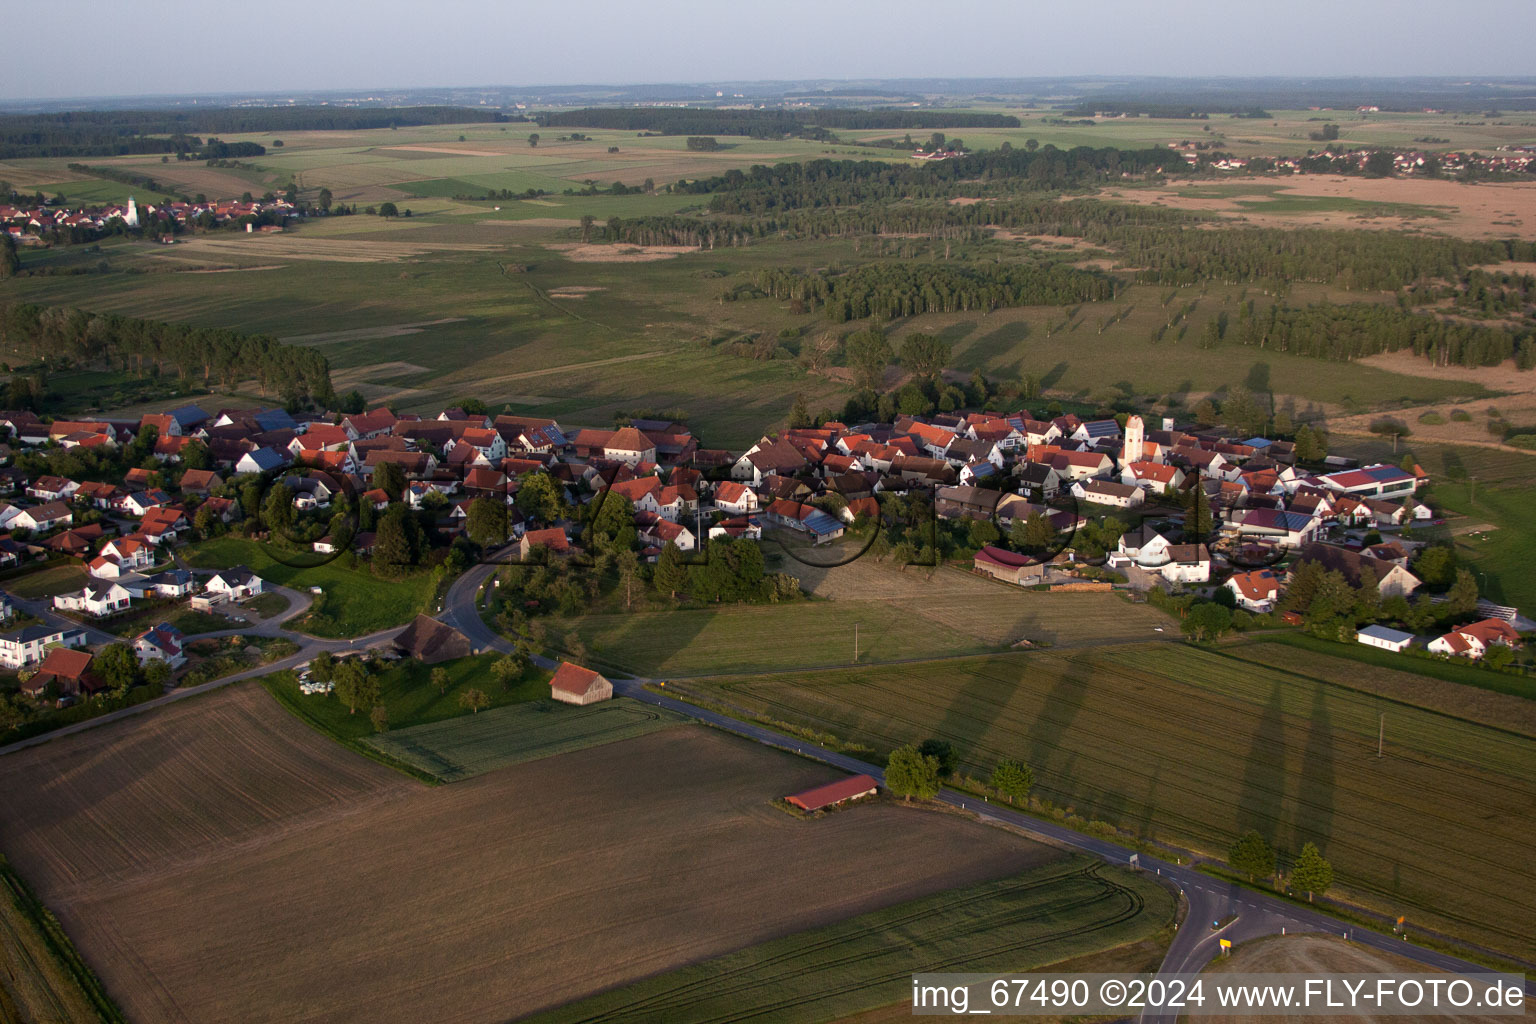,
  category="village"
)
[0,389,1522,723]
[1,193,299,244]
